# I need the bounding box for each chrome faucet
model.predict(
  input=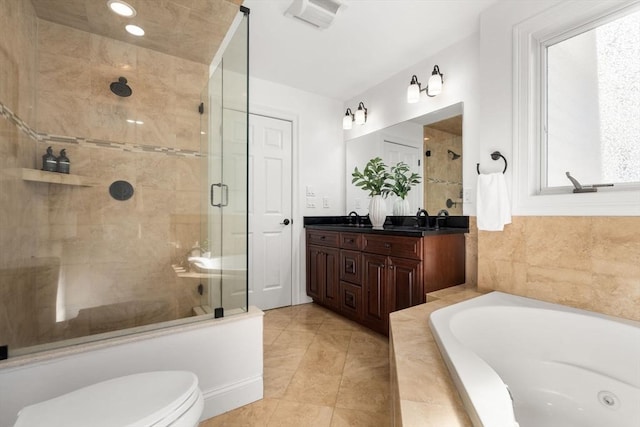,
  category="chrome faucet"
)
[416,209,429,228]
